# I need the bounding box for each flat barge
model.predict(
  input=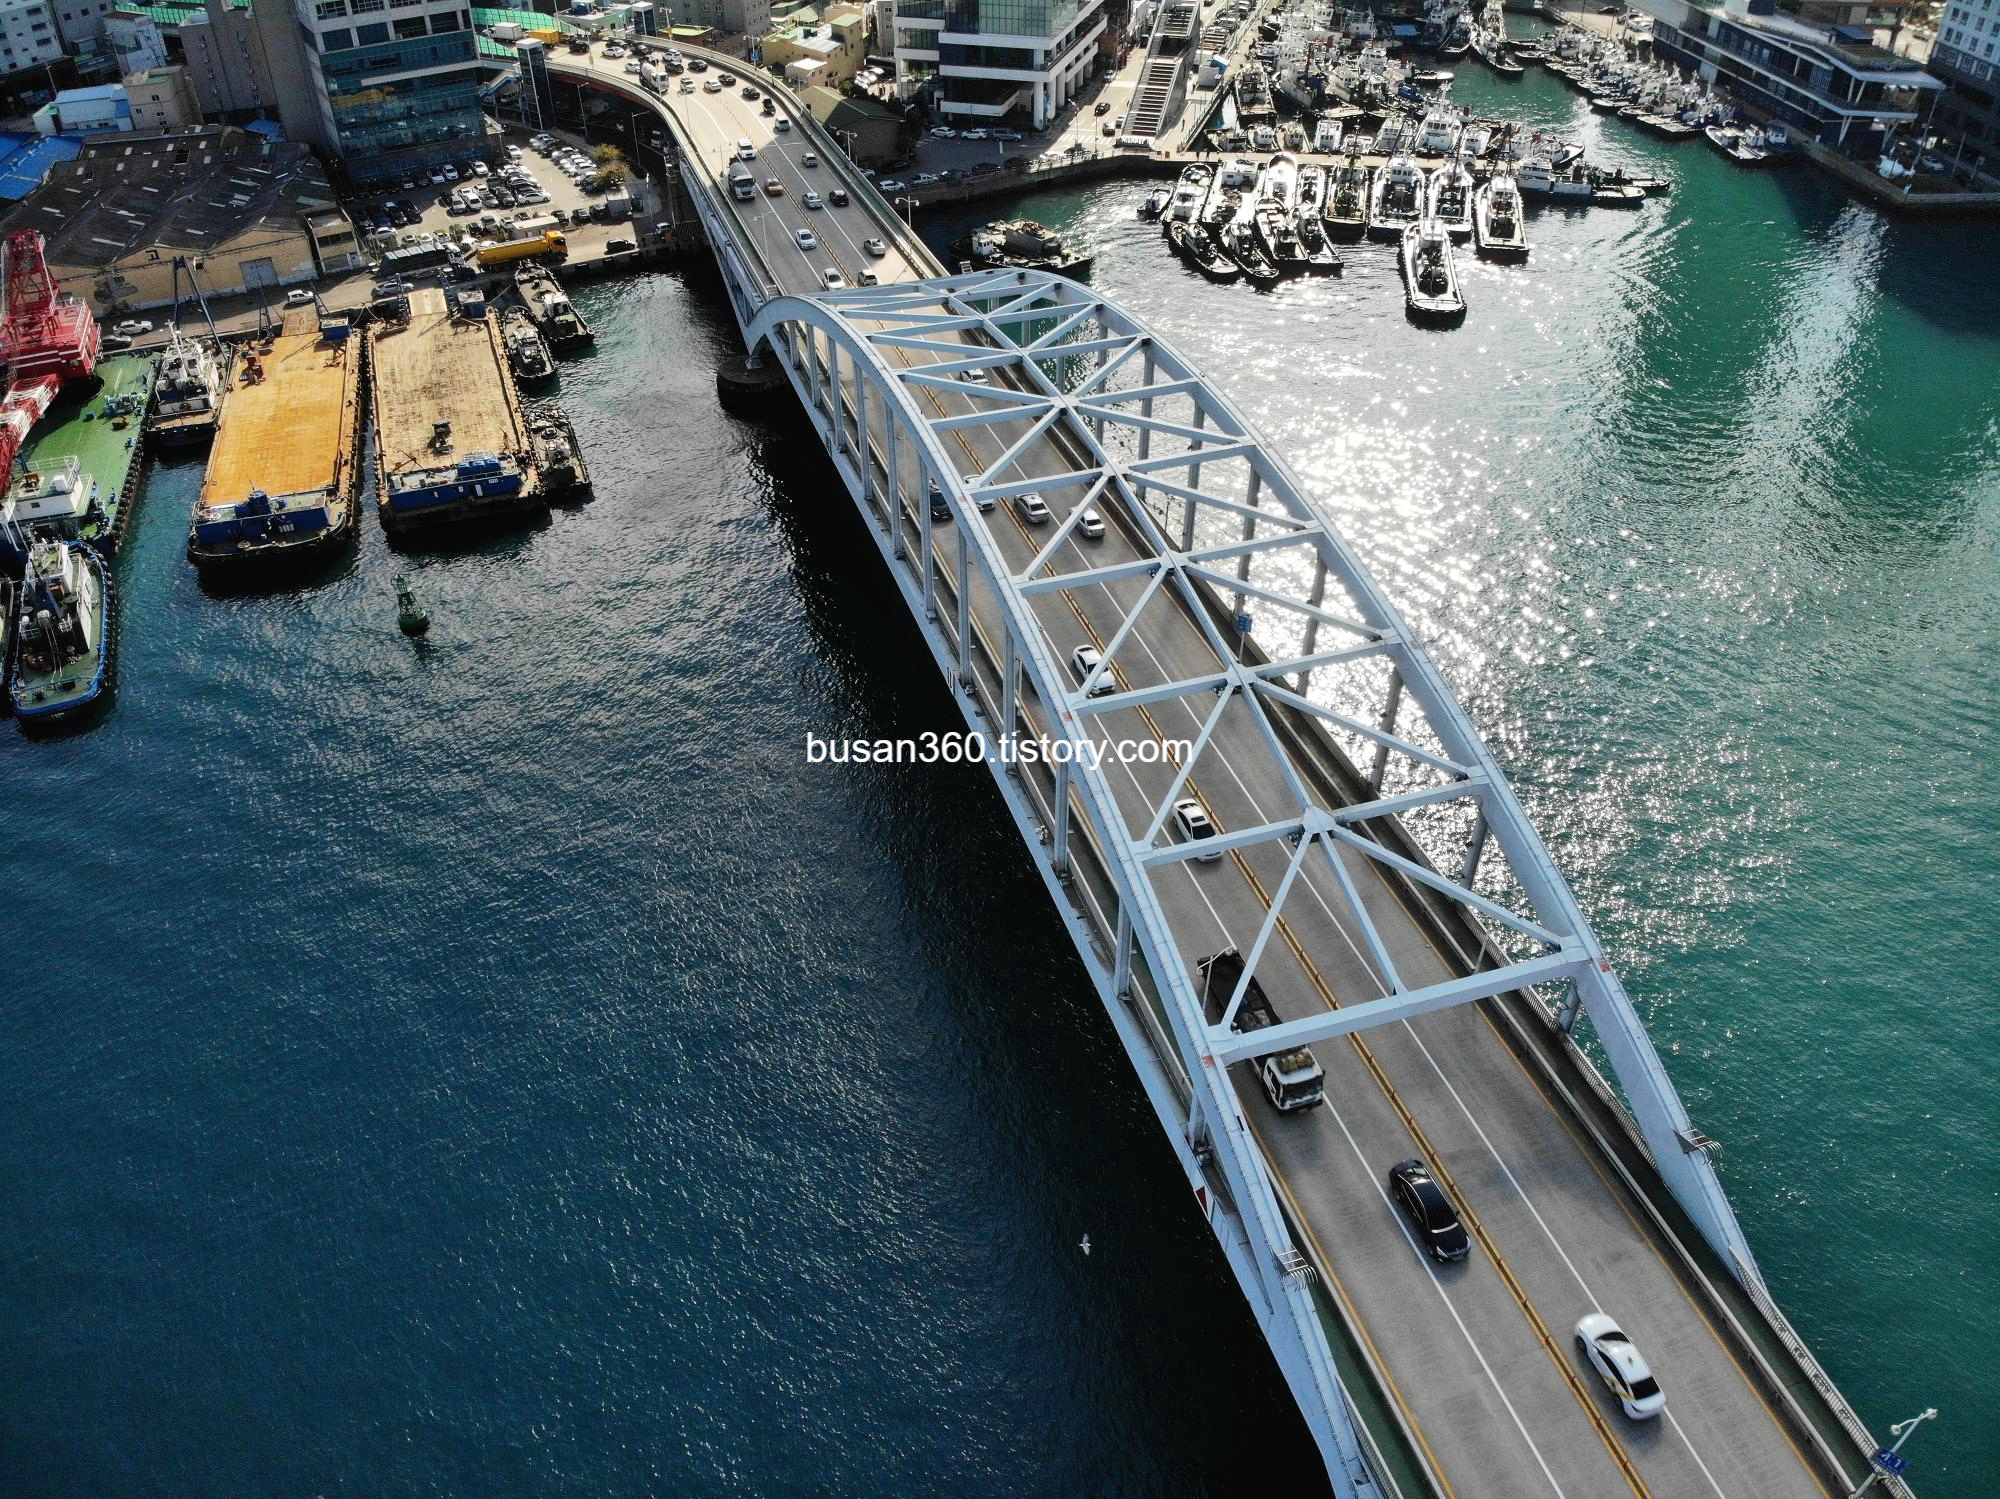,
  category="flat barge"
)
[187,308,365,571]
[367,287,544,533]
[0,353,158,562]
